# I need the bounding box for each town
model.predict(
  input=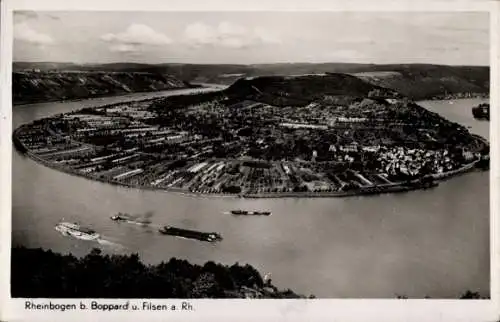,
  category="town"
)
[13,87,488,197]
